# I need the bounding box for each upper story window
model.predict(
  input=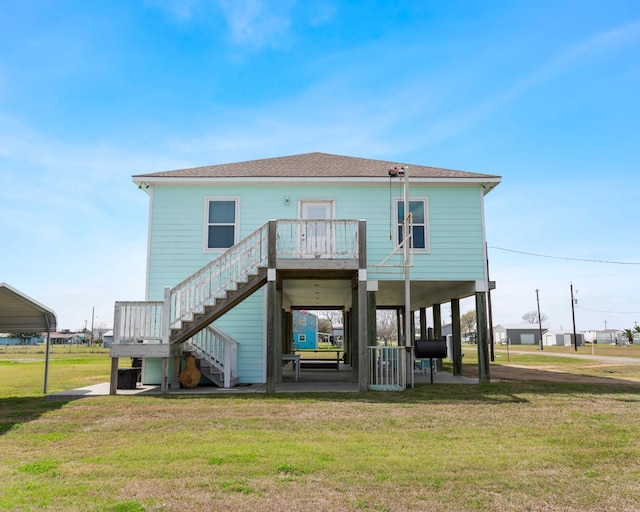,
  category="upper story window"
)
[206,198,238,250]
[396,199,429,251]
